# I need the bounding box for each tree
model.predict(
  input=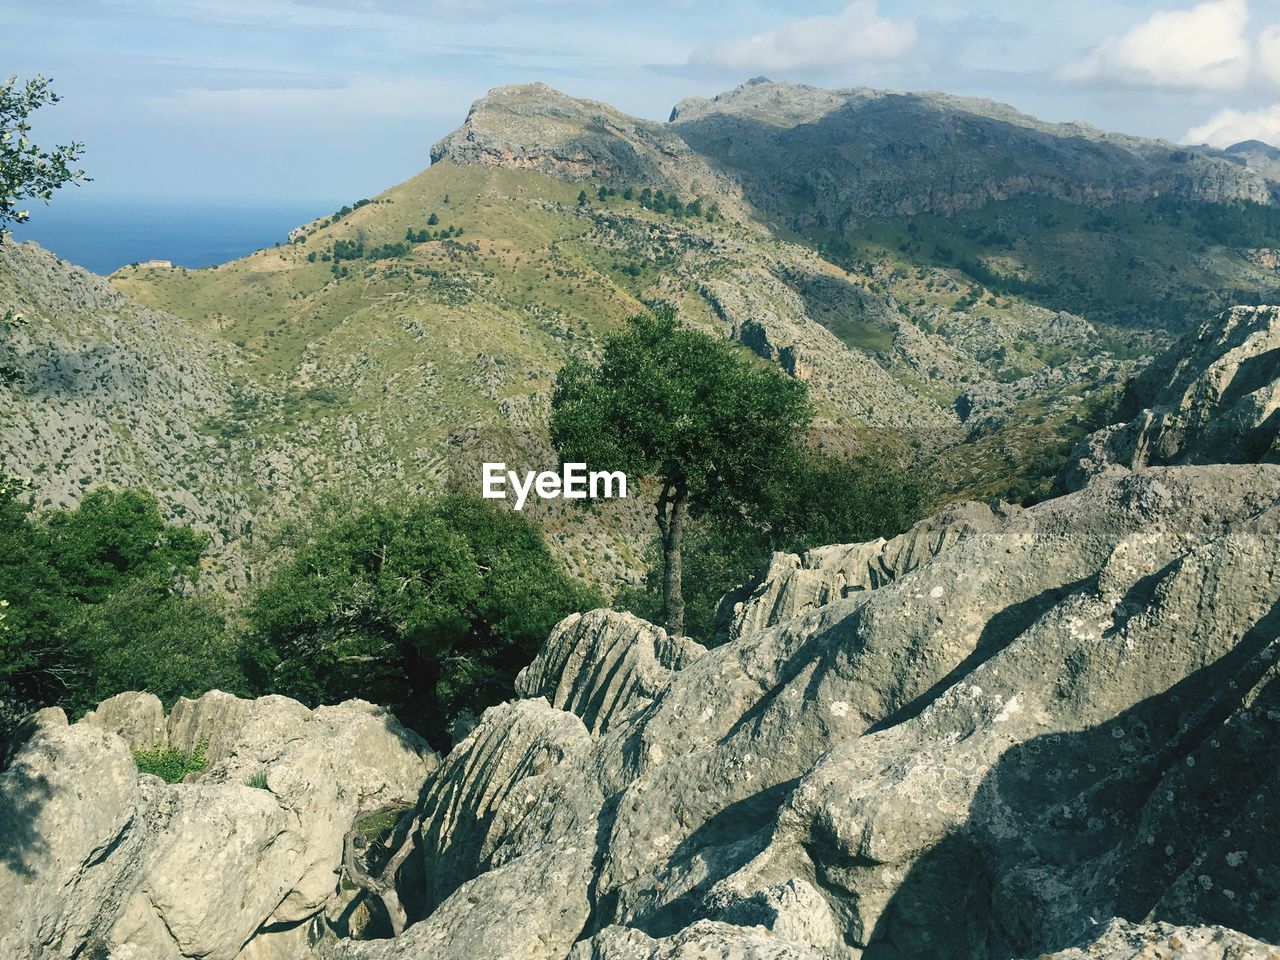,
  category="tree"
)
[242,494,599,747]
[614,450,924,643]
[0,482,228,731]
[1,75,87,235]
[577,190,589,207]
[550,306,811,635]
